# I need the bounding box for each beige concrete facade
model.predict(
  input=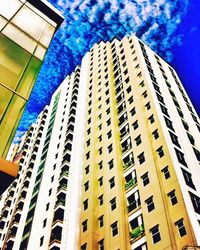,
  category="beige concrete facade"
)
[79,35,200,250]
